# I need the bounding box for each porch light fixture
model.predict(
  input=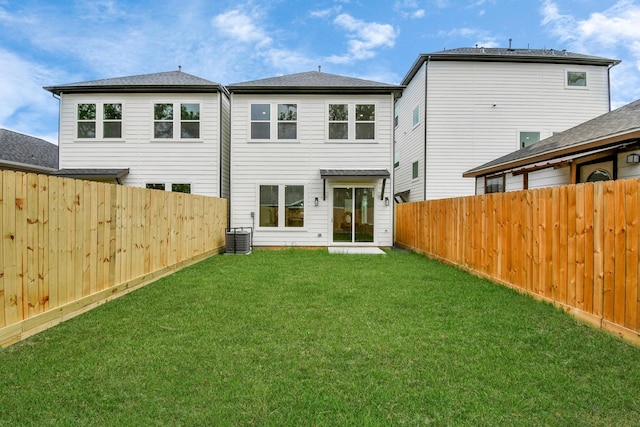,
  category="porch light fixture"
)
[626,153,640,164]
[314,197,319,207]
[385,197,390,206]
